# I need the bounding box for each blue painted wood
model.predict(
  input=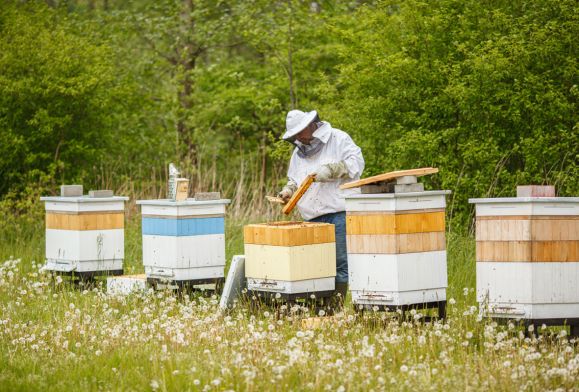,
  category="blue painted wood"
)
[142,217,225,236]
